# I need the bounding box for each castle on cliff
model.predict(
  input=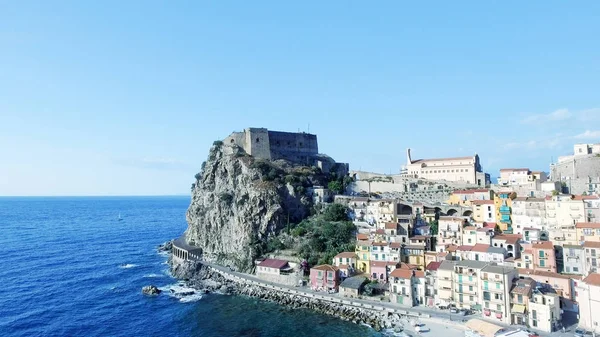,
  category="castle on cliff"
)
[224,127,348,175]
